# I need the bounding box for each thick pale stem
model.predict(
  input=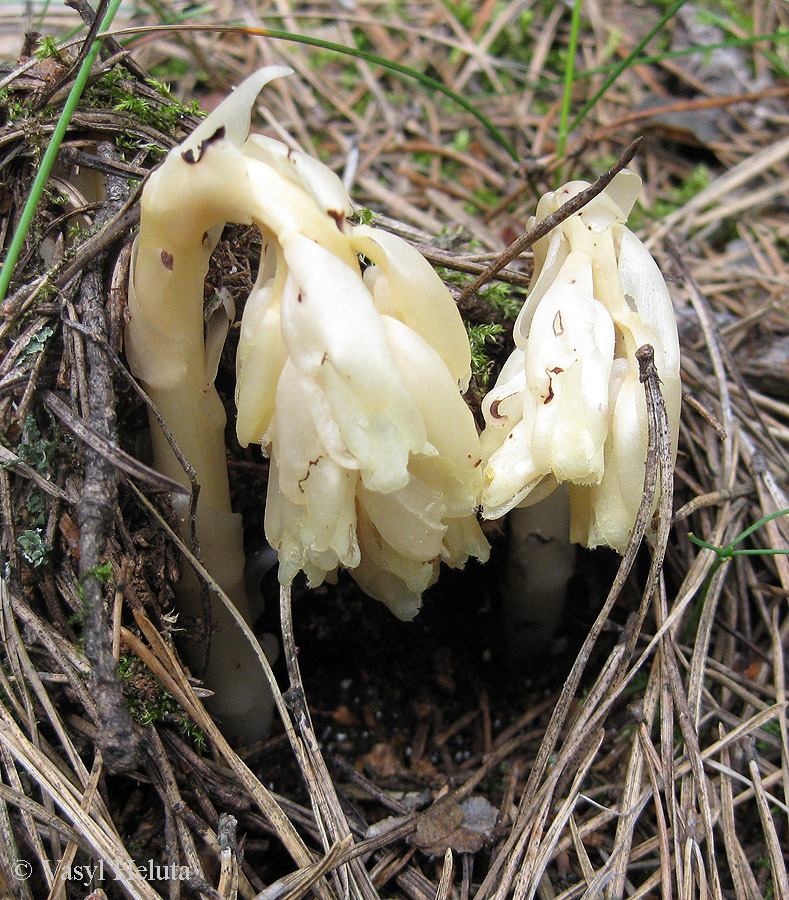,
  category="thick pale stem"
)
[504,486,574,667]
[125,69,292,743]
